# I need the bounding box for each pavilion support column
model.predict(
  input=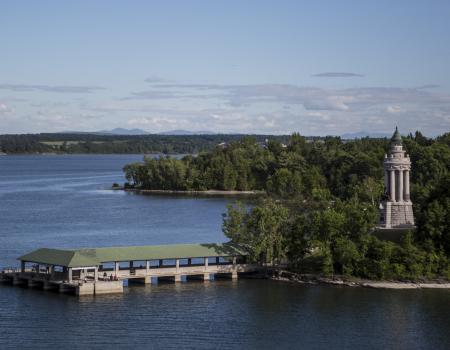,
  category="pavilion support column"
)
[114,262,119,277]
[176,259,180,273]
[21,261,25,273]
[389,170,396,201]
[232,257,238,279]
[68,268,73,283]
[398,170,403,202]
[146,260,150,275]
[204,257,209,271]
[404,170,410,201]
[159,259,163,267]
[188,258,192,266]
[94,267,98,282]
[216,257,220,265]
